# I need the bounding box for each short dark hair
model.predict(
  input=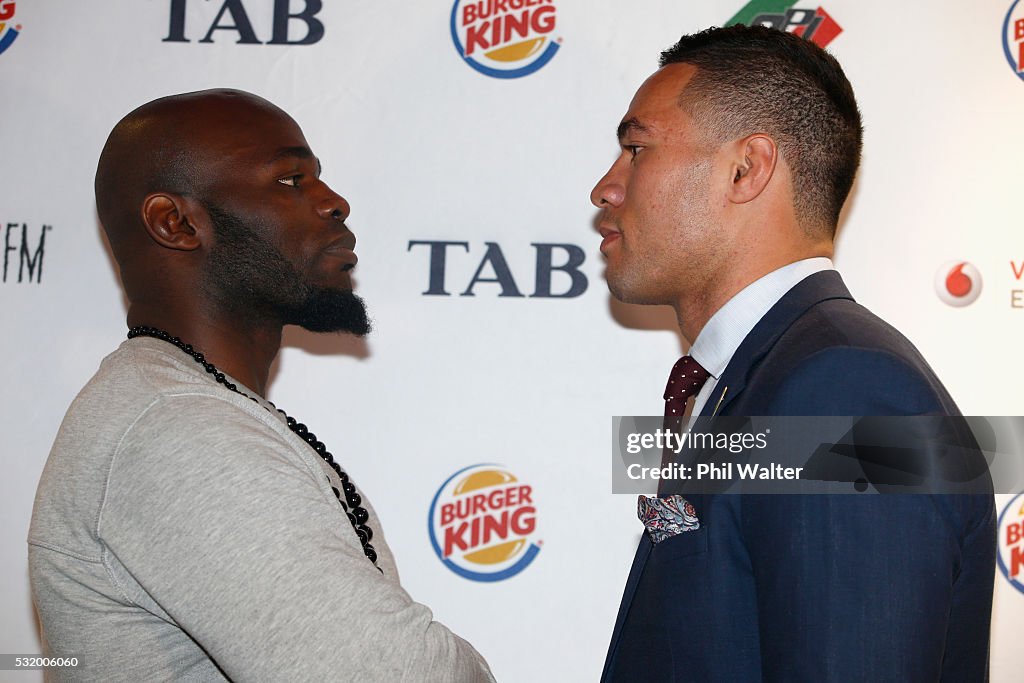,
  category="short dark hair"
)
[659,25,862,236]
